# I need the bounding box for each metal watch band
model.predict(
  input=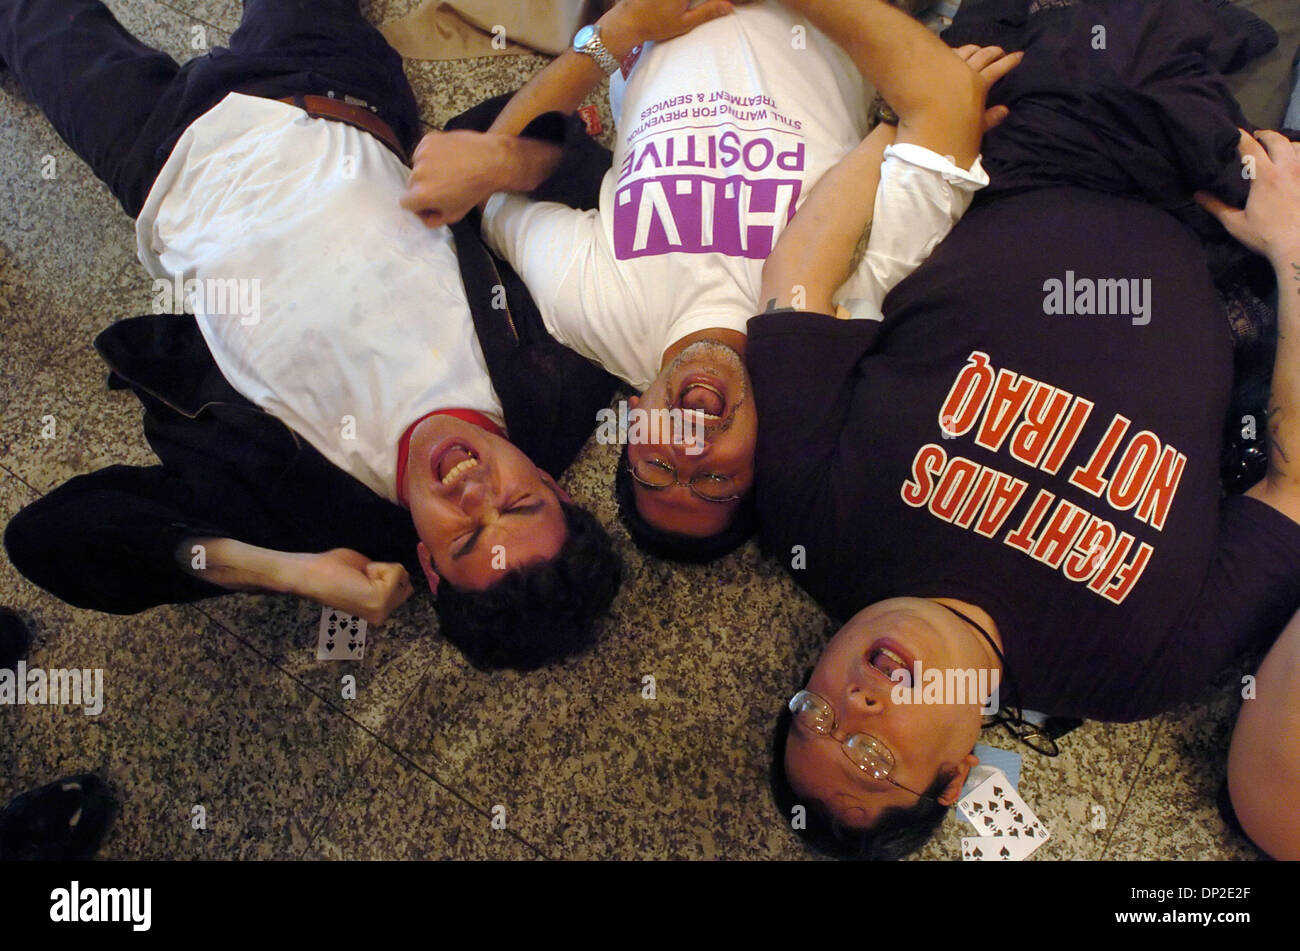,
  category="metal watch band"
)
[574,24,621,75]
